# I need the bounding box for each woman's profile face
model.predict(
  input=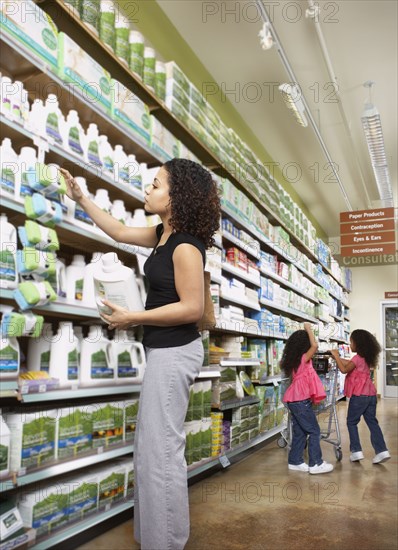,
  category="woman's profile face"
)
[144,166,171,216]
